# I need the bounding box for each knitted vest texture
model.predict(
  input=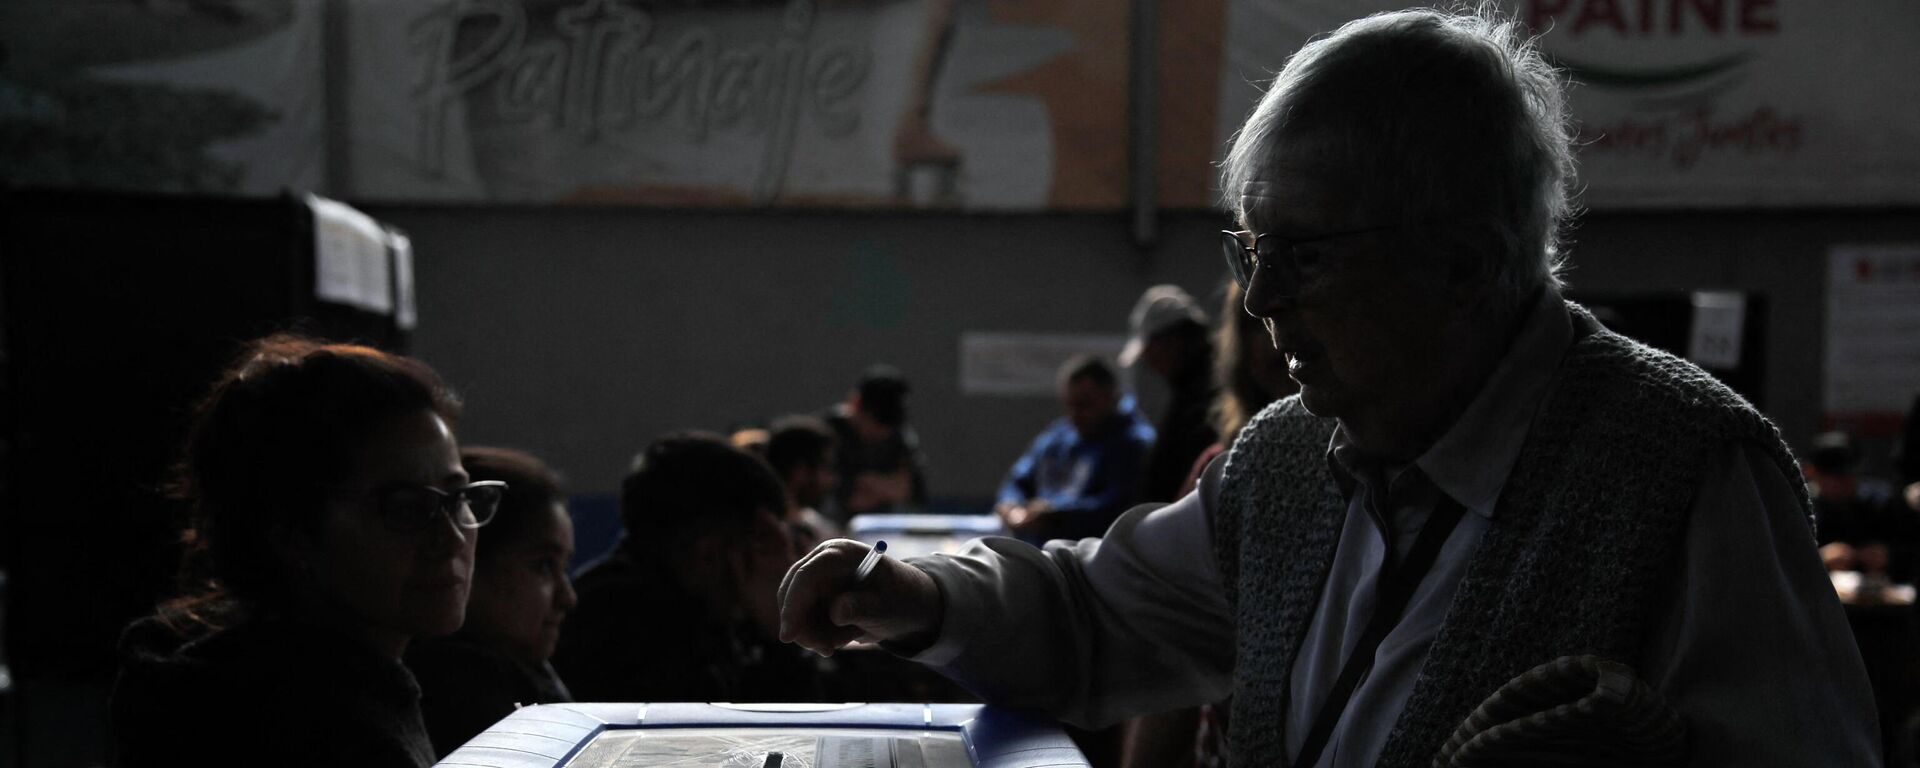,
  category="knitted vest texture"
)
[1210,304,1811,768]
